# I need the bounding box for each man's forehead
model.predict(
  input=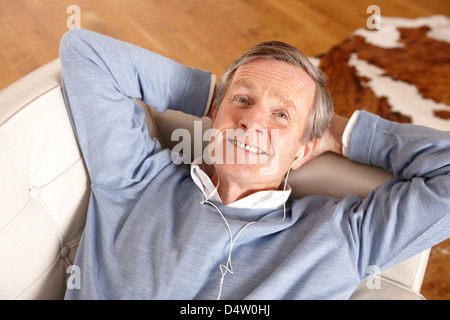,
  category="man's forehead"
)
[232,59,315,89]
[229,59,316,107]
[231,78,295,107]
